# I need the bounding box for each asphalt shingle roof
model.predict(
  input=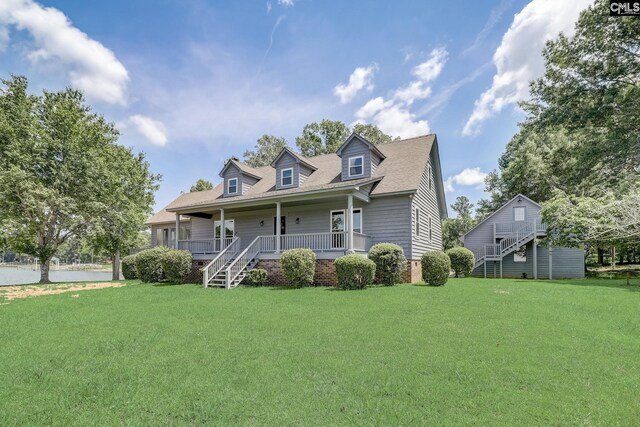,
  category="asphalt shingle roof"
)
[148,134,437,223]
